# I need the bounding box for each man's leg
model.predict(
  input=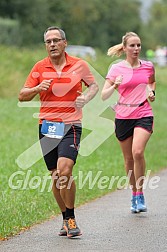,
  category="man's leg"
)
[50,169,67,236]
[57,157,81,237]
[51,169,66,212]
[57,158,75,209]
